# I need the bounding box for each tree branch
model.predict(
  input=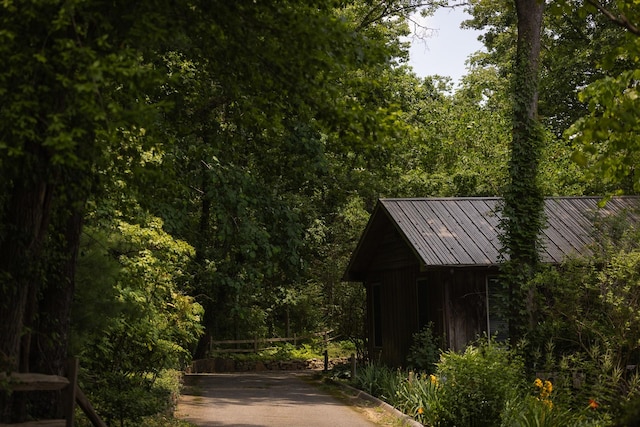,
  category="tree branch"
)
[586,0,640,36]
